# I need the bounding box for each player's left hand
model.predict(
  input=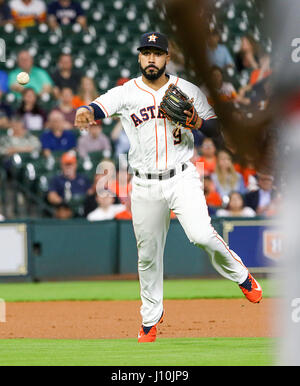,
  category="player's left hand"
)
[160,84,201,130]
[184,100,203,130]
